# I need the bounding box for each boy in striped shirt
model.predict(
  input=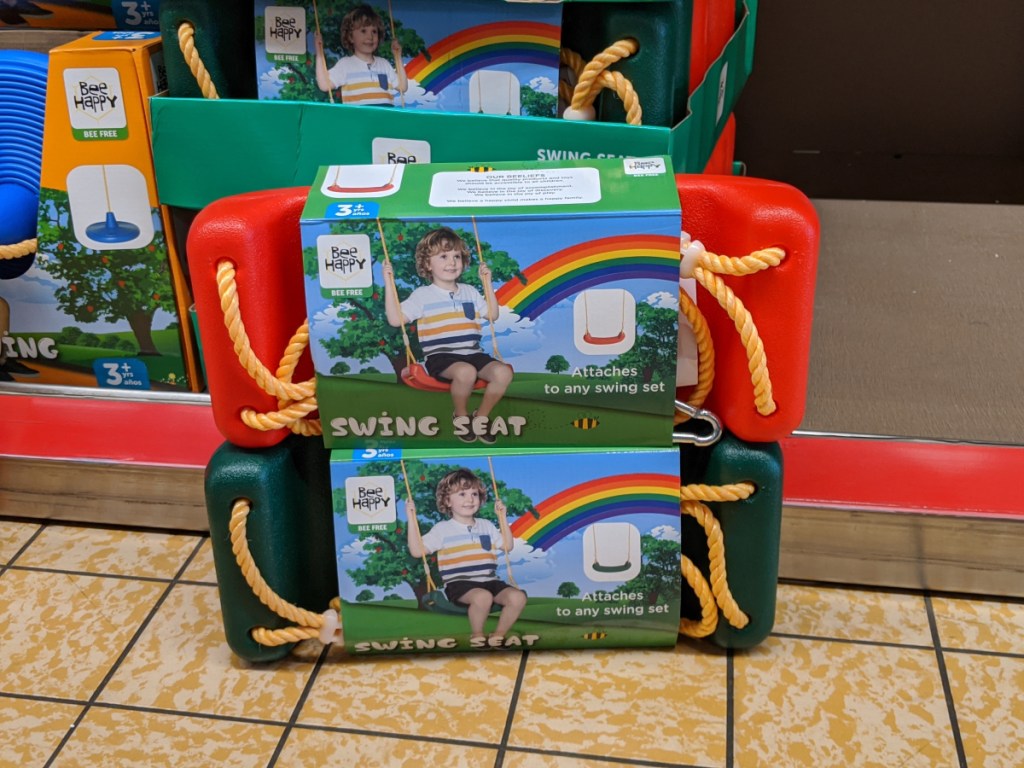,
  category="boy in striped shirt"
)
[406,468,527,642]
[313,4,407,106]
[383,226,514,443]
